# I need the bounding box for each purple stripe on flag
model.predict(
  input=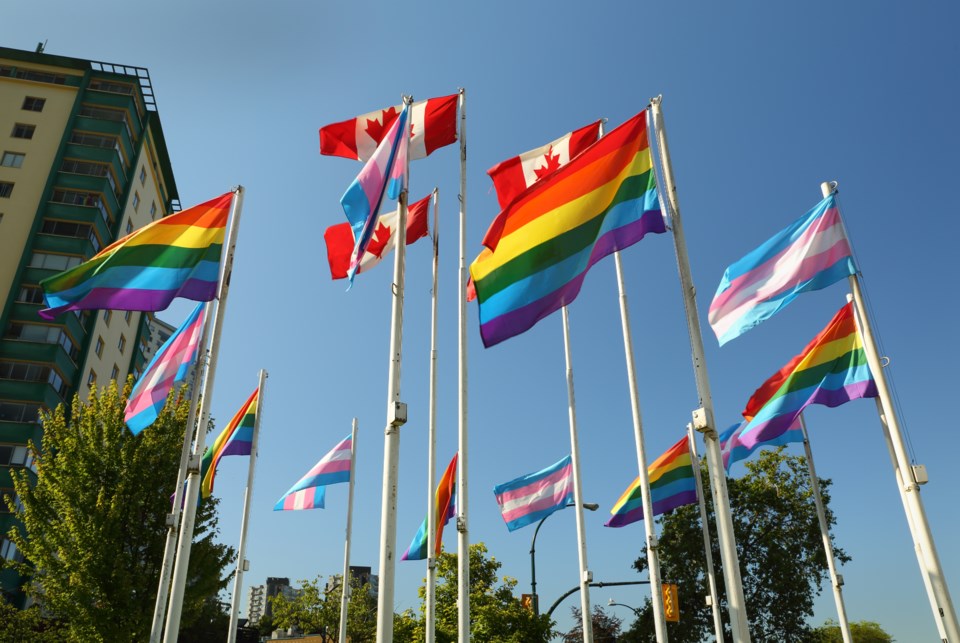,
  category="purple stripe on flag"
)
[40,280,218,319]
